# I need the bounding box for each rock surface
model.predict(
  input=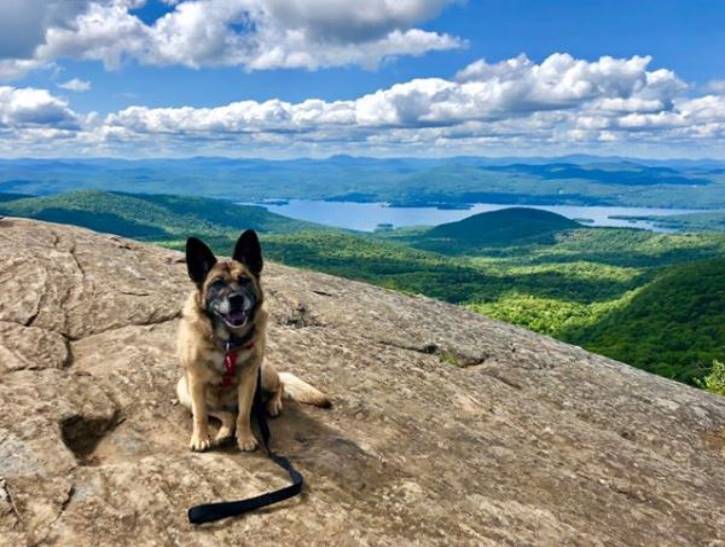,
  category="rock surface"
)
[0,217,724,546]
